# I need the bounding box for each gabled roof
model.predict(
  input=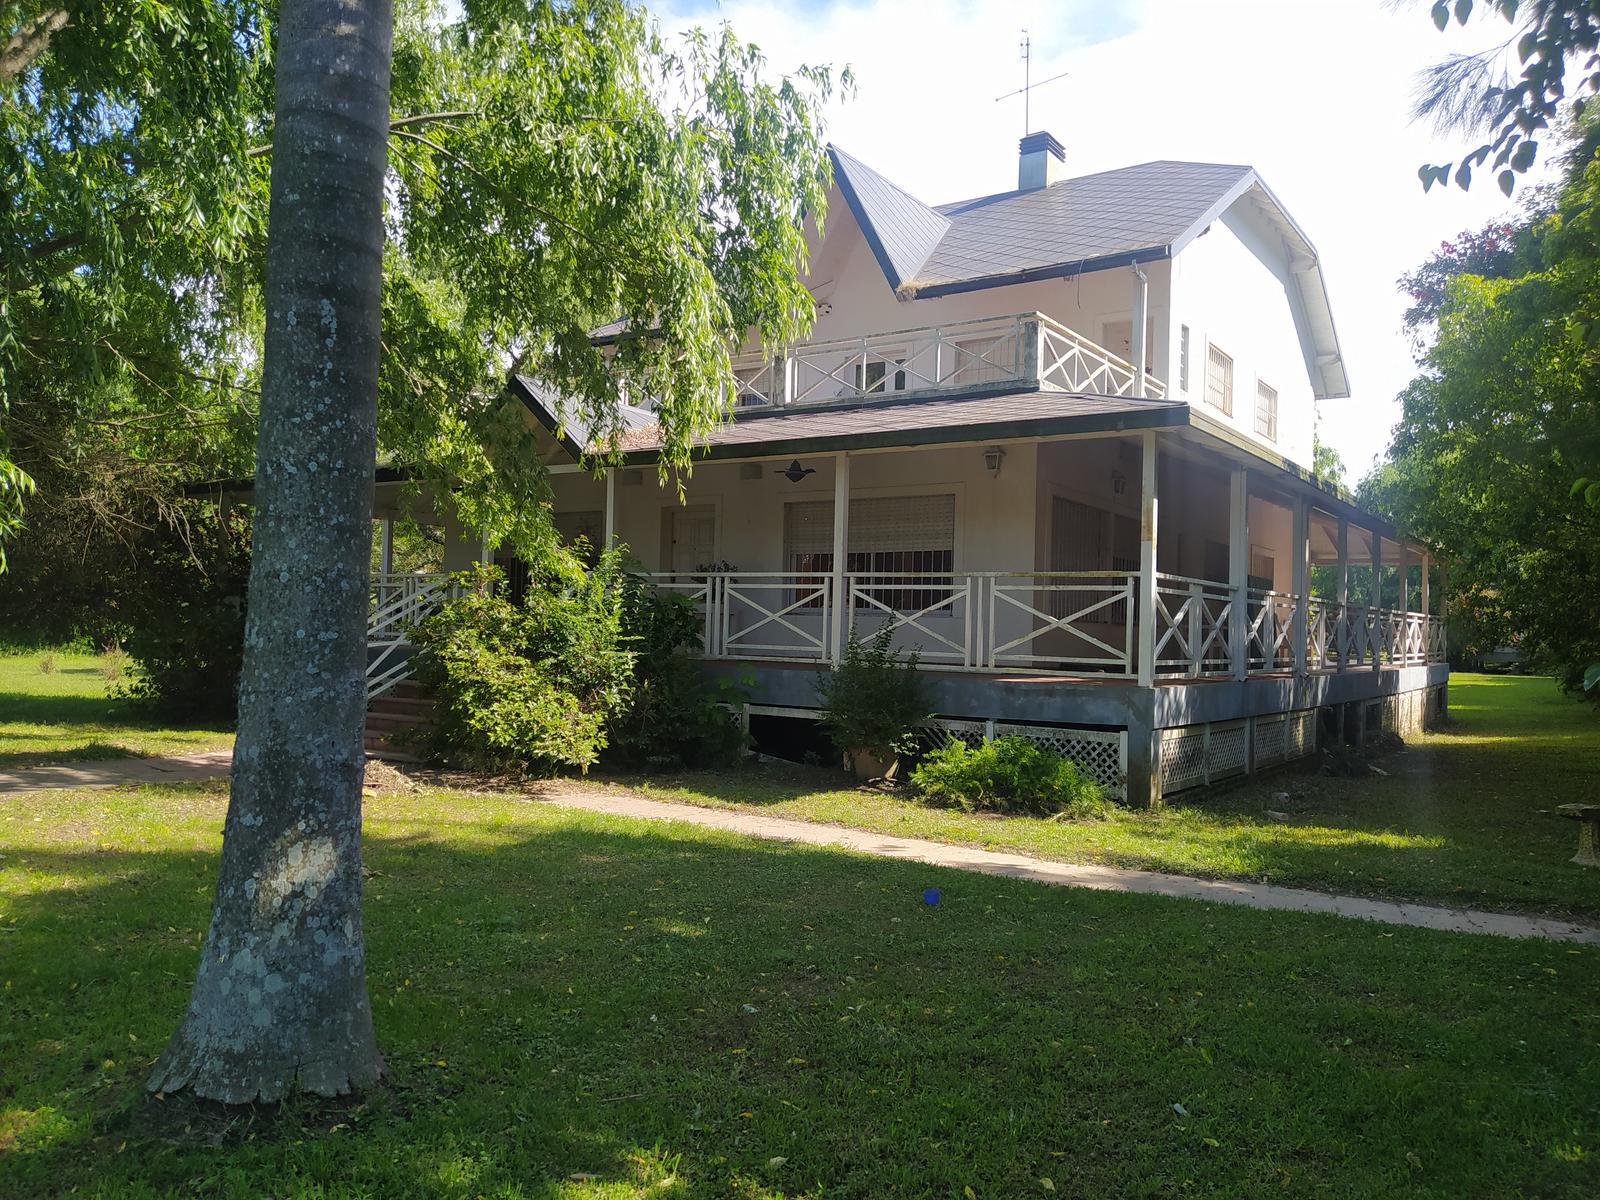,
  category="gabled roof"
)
[510,375,654,460]
[825,147,1349,399]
